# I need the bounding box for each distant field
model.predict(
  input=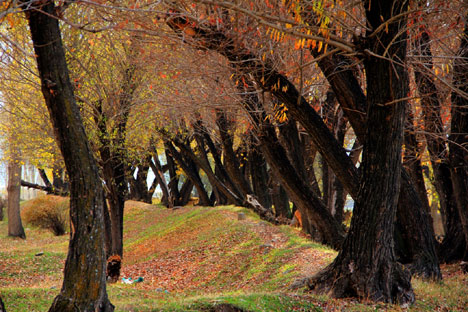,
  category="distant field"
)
[0,196,467,311]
